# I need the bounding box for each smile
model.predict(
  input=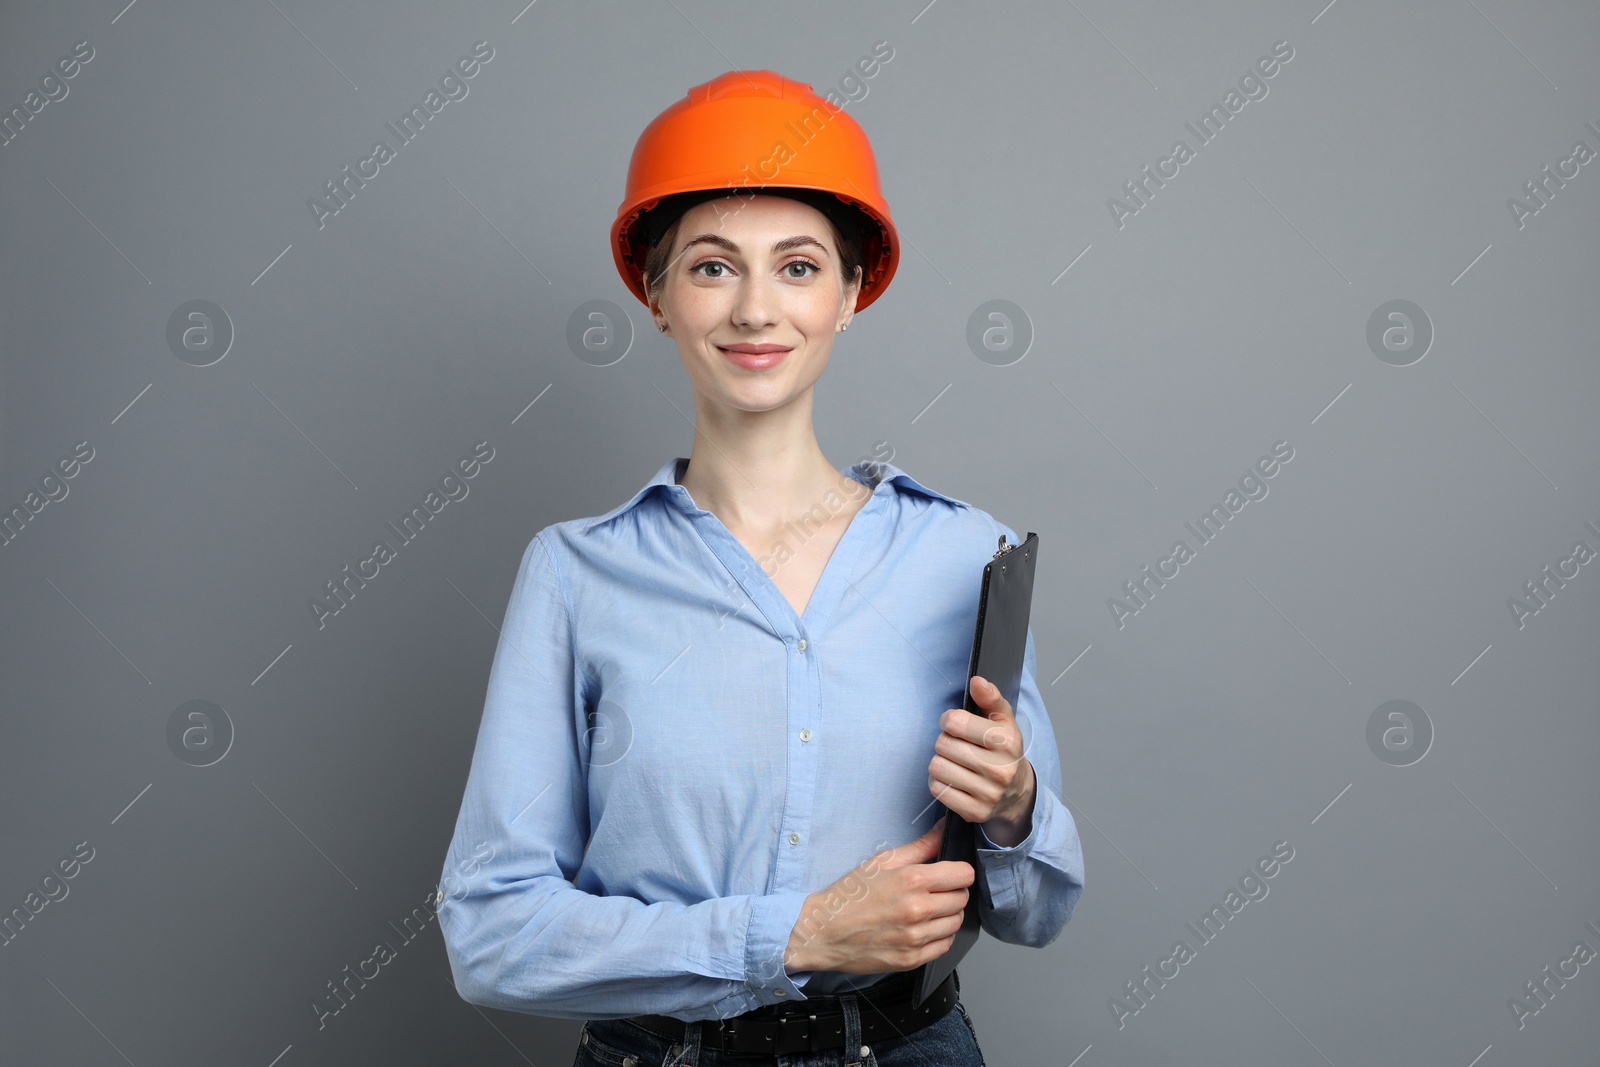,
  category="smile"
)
[717,345,791,370]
